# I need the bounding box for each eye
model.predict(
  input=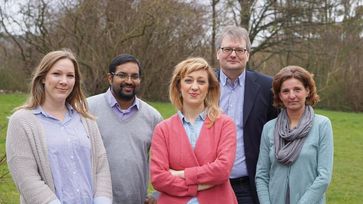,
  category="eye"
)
[130,74,140,80]
[224,48,232,52]
[235,48,245,53]
[116,73,127,78]
[281,89,289,94]
[197,80,206,85]
[67,74,75,78]
[184,79,193,84]
[52,72,60,76]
